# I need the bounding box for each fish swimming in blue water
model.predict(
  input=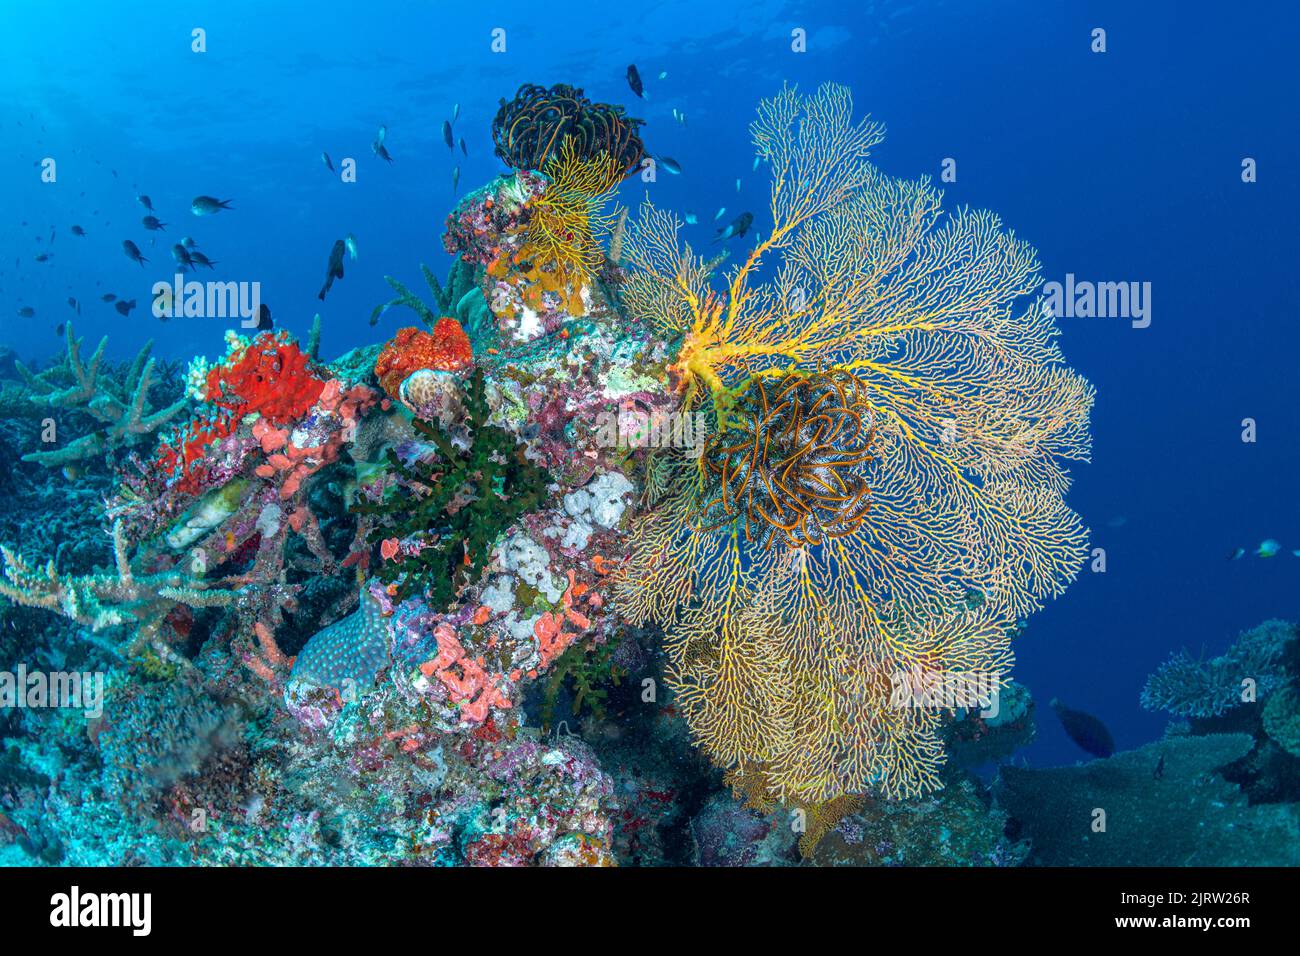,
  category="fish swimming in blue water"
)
[1051,698,1114,758]
[318,239,346,300]
[191,196,233,216]
[372,125,393,163]
[713,211,753,243]
[122,239,147,266]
